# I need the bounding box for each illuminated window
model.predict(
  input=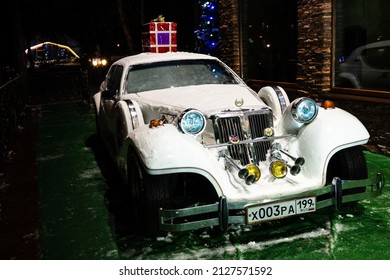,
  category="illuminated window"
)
[334,0,390,92]
[240,0,297,82]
